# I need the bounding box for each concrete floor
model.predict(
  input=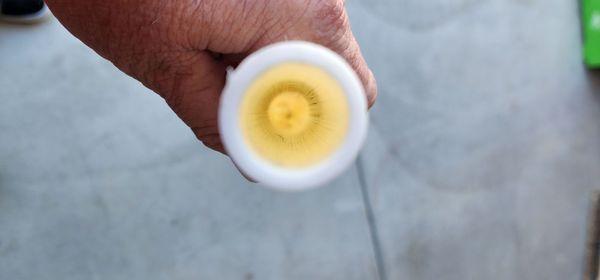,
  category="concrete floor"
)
[1,0,599,279]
